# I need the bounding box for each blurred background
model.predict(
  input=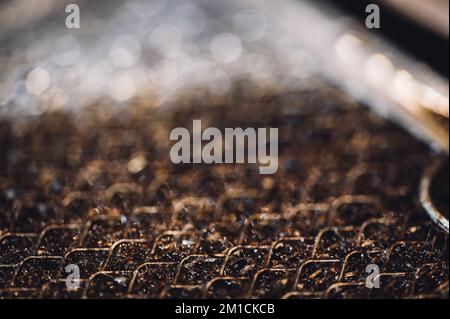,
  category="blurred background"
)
[0,0,448,151]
